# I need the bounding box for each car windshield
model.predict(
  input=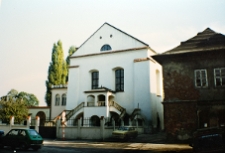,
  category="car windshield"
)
[28,129,39,136]
[118,127,129,131]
